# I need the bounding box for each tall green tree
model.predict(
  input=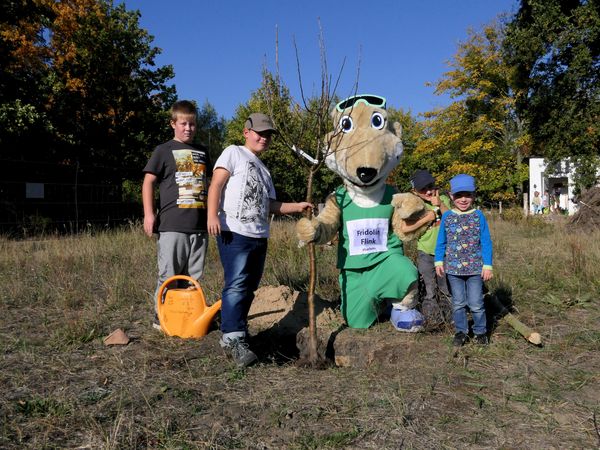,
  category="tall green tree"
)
[195,100,227,164]
[0,0,54,145]
[504,0,600,189]
[387,107,425,191]
[47,0,176,174]
[0,0,176,179]
[415,22,529,202]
